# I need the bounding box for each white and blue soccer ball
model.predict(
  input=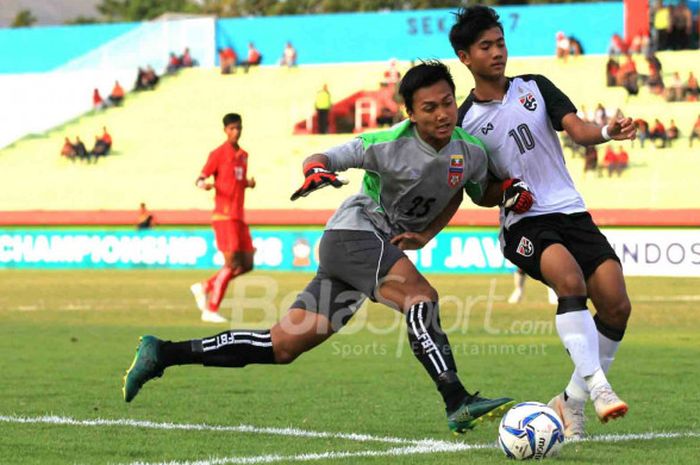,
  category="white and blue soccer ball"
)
[498,402,565,460]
